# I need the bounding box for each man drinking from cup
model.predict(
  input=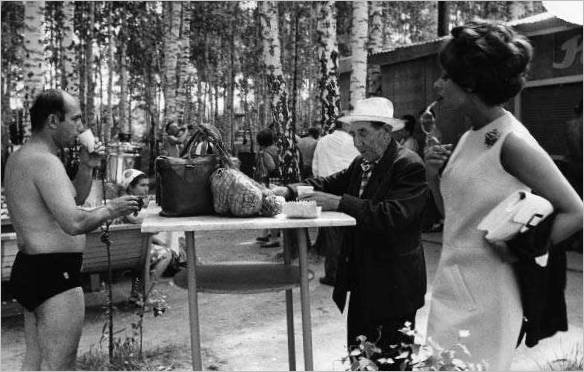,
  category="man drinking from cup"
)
[4,89,141,370]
